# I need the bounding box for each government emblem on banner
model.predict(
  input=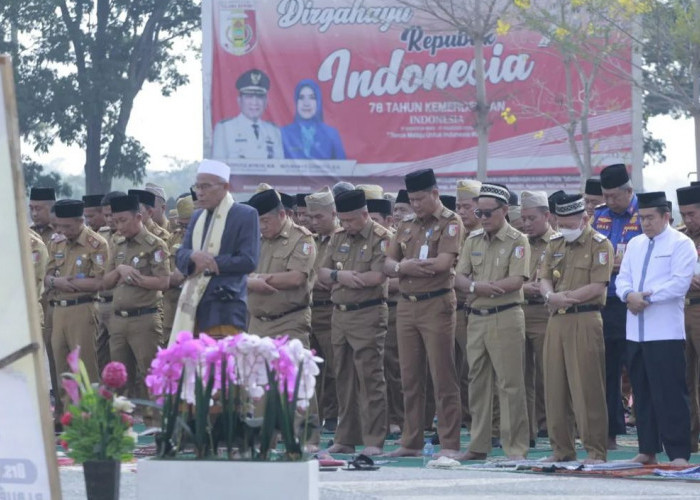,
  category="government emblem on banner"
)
[219,1,257,56]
